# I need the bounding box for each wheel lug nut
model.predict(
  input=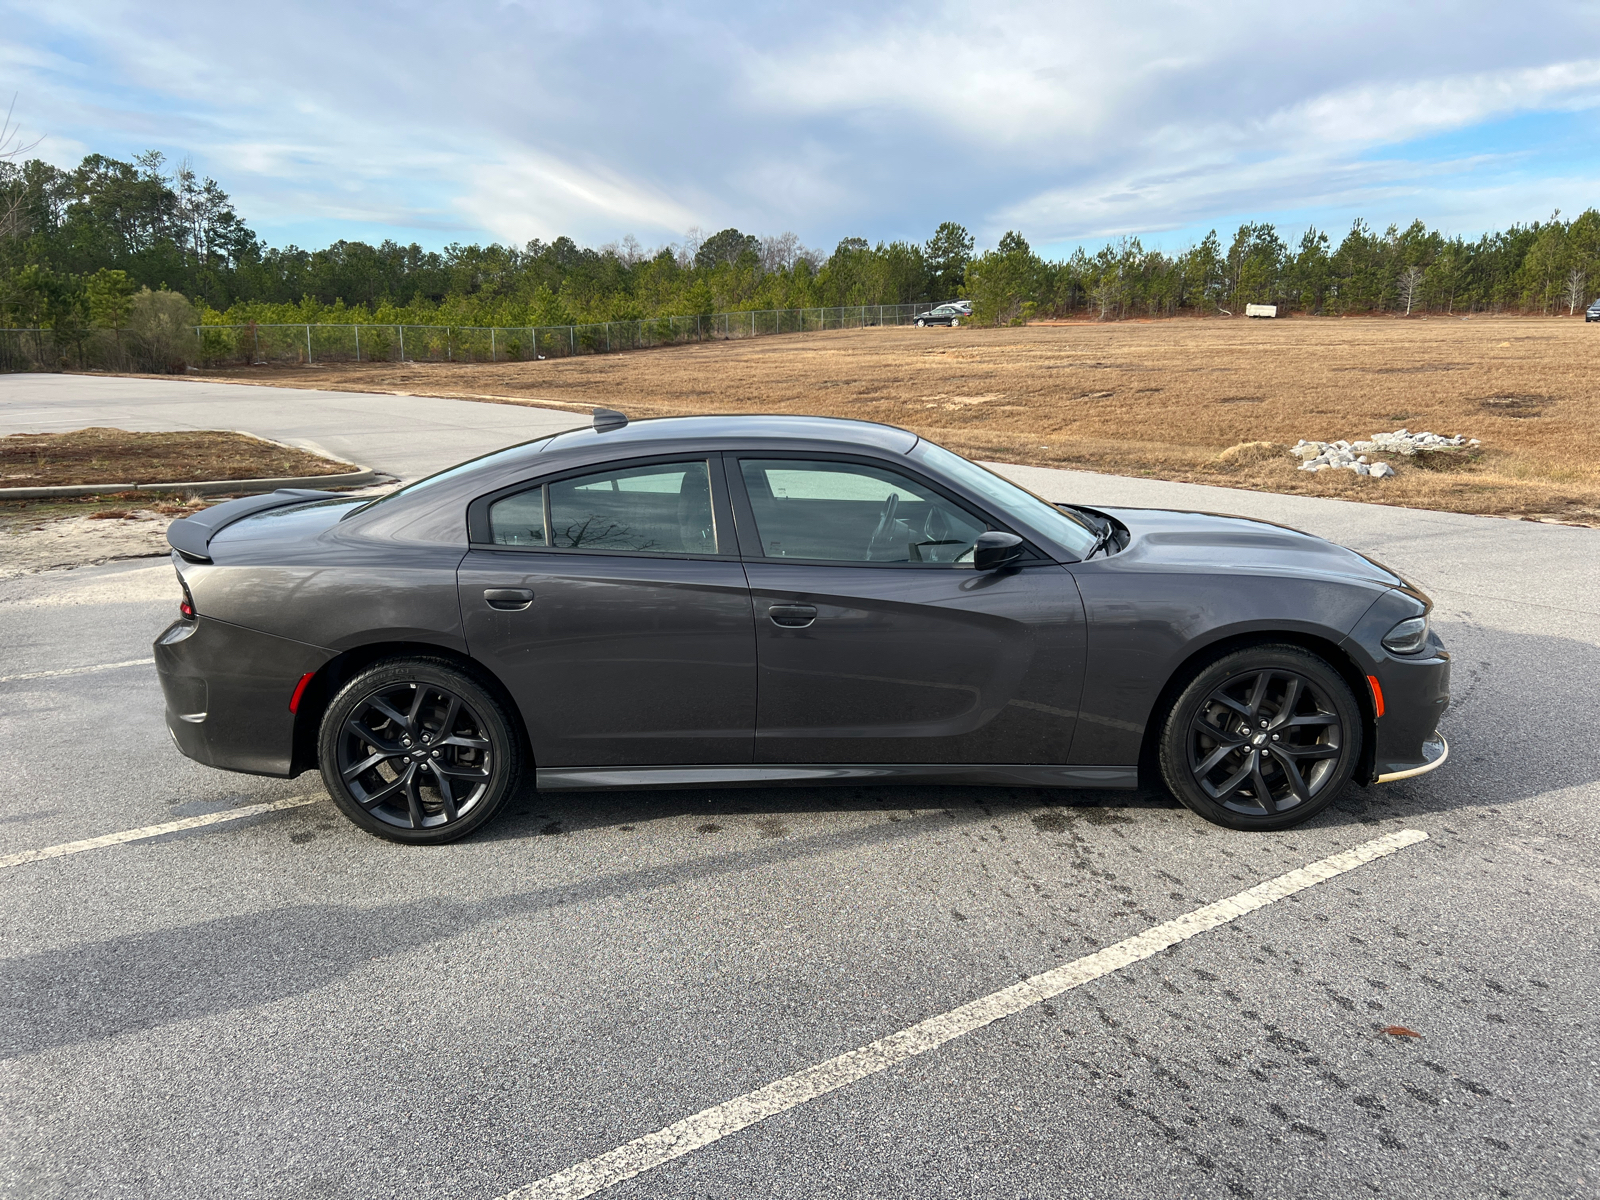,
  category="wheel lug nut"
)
[1271,734,1279,741]
[431,750,439,758]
